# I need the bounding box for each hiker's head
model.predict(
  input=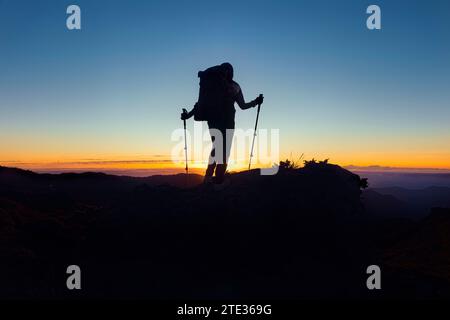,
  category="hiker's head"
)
[221,62,234,81]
